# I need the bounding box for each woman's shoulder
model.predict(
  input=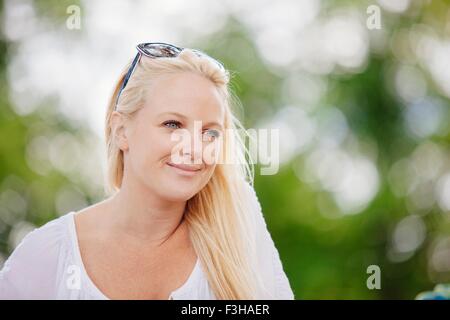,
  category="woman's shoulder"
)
[0,212,75,299]
[7,212,72,258]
